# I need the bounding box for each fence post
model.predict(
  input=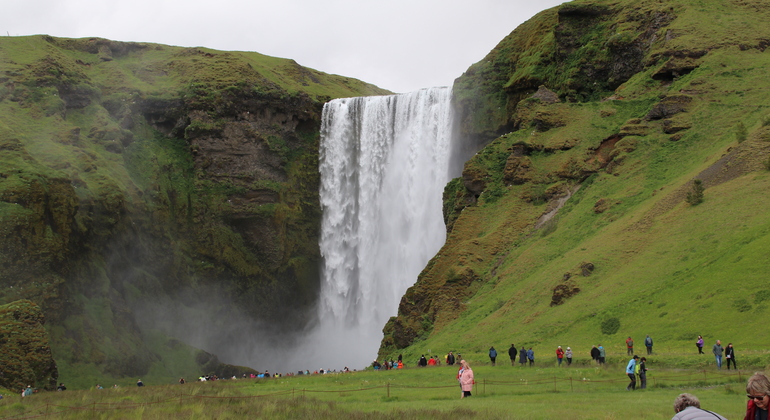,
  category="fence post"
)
[387,382,390,398]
